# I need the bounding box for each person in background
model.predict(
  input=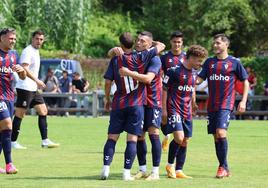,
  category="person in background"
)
[11,30,59,149]
[72,72,90,117]
[58,70,72,116]
[43,68,59,109]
